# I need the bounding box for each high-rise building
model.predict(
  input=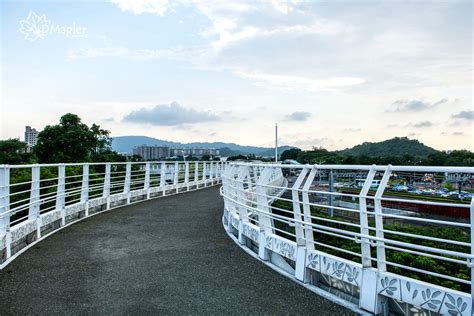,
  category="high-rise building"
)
[24,126,39,149]
[133,145,170,160]
[170,147,220,157]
